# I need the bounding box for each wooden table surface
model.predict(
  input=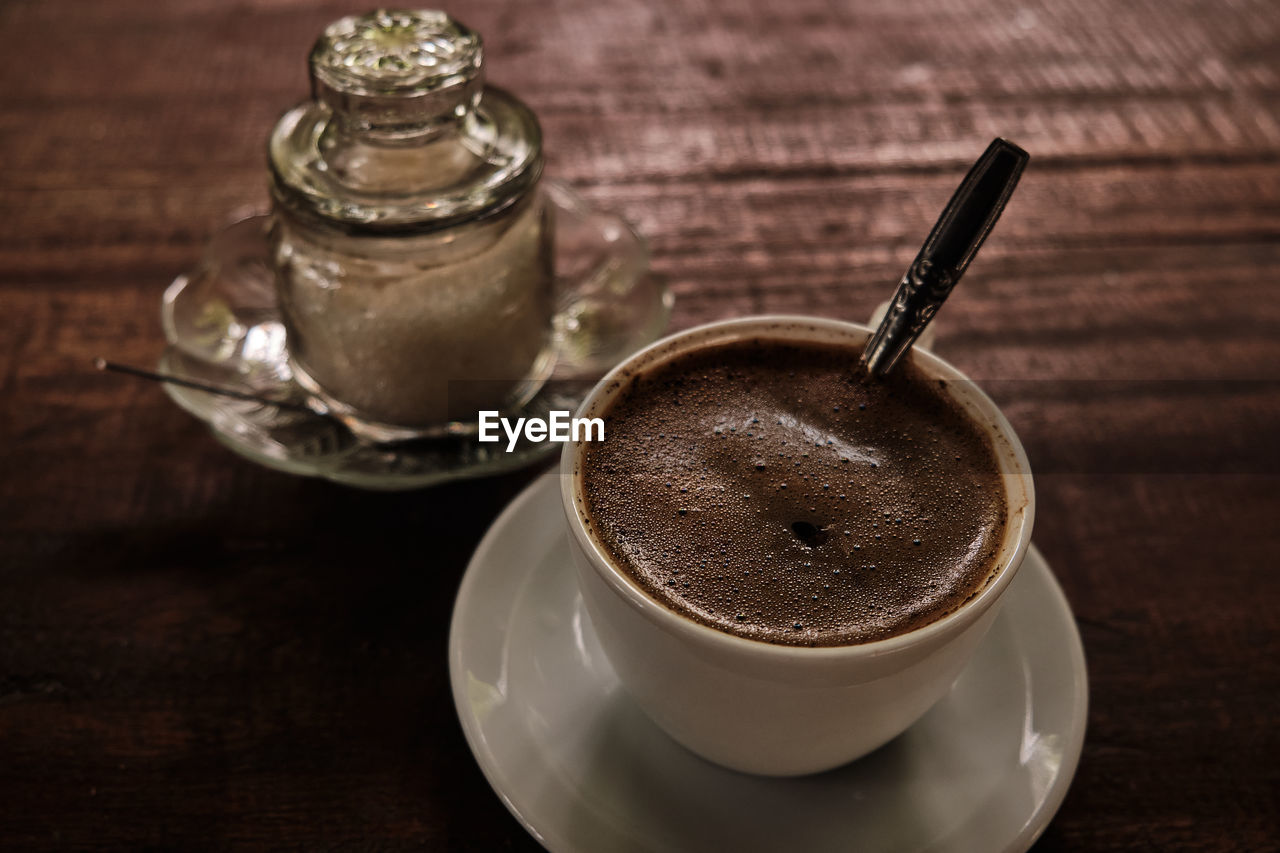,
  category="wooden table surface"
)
[2,0,1277,849]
